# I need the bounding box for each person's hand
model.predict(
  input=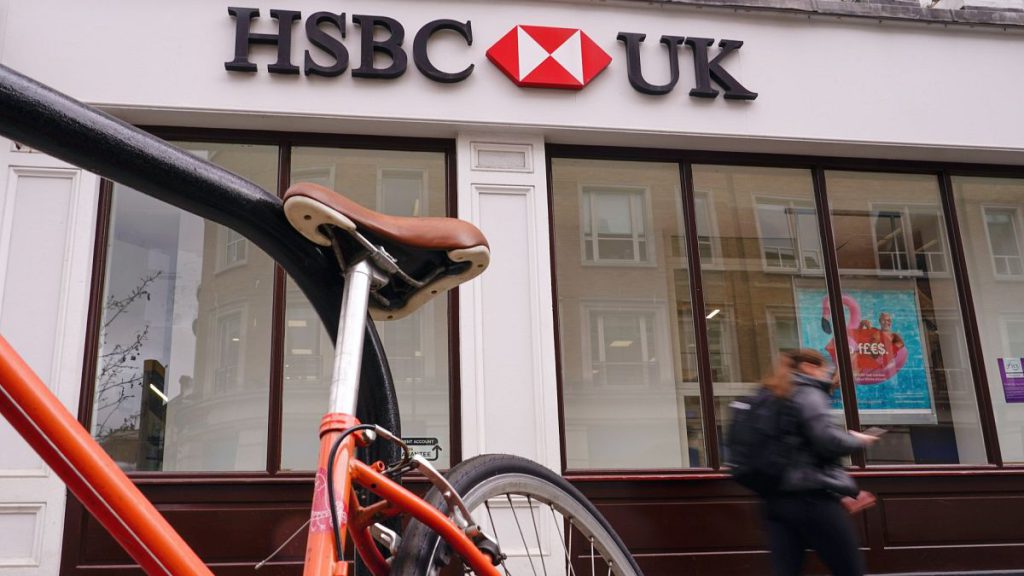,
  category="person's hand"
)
[840,490,877,515]
[849,430,880,445]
